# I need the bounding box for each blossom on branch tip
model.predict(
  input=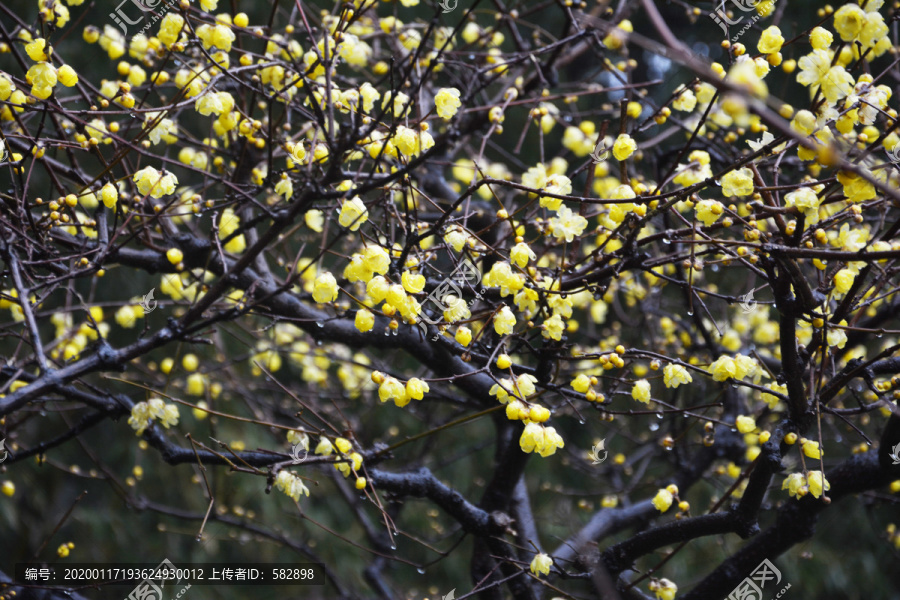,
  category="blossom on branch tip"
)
[435,87,461,120]
[529,553,552,577]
